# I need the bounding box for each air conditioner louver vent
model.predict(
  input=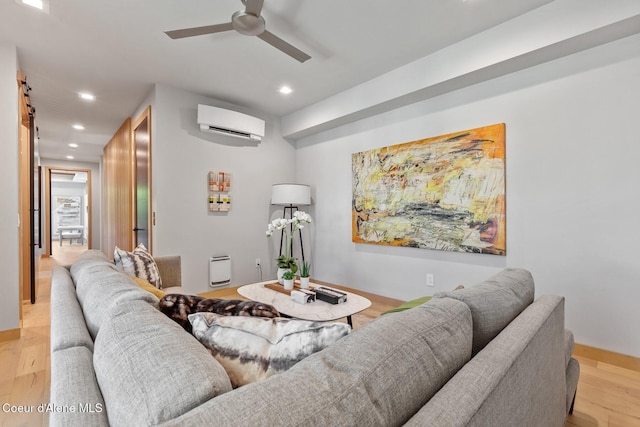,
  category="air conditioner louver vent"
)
[197,104,265,142]
[202,125,257,140]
